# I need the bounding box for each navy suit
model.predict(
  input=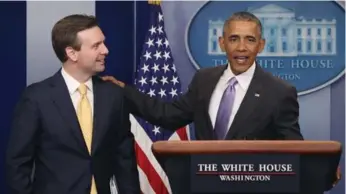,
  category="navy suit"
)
[6,70,140,194]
